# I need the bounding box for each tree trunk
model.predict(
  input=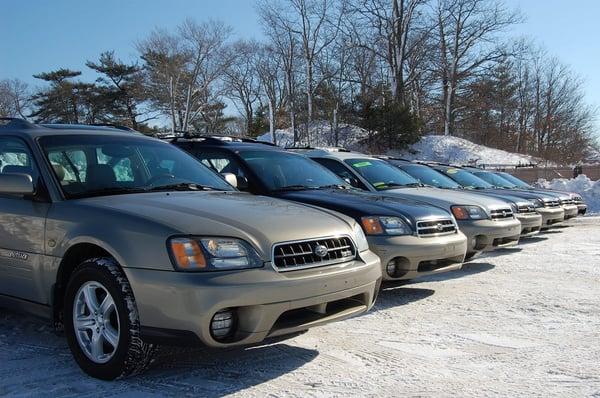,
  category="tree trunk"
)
[268,99,276,145]
[305,60,313,145]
